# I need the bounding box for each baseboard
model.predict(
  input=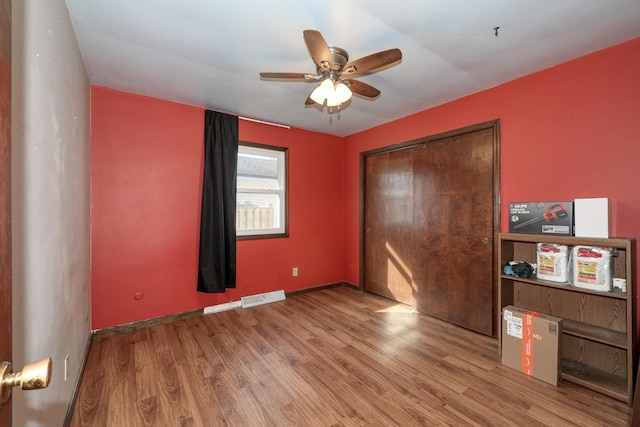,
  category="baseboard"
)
[62,331,93,427]
[94,282,360,338]
[340,281,361,291]
[93,308,204,338]
[285,281,359,297]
